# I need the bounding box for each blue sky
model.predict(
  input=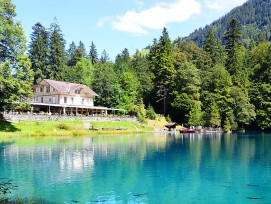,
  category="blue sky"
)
[13,0,247,60]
